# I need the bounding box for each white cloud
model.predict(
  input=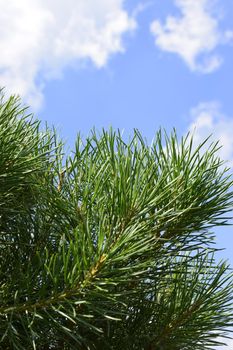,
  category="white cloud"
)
[150,0,233,73]
[187,102,233,166]
[224,337,233,348]
[0,0,136,109]
[214,336,233,349]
